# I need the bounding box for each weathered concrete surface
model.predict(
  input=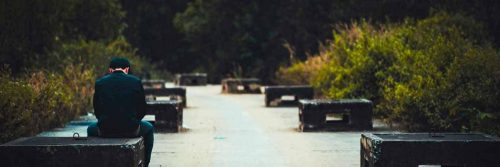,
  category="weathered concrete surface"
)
[221,78,262,94]
[37,84,392,167]
[361,133,500,167]
[144,87,187,107]
[147,100,183,132]
[264,85,314,107]
[142,80,166,89]
[0,137,144,167]
[299,99,373,131]
[37,113,96,137]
